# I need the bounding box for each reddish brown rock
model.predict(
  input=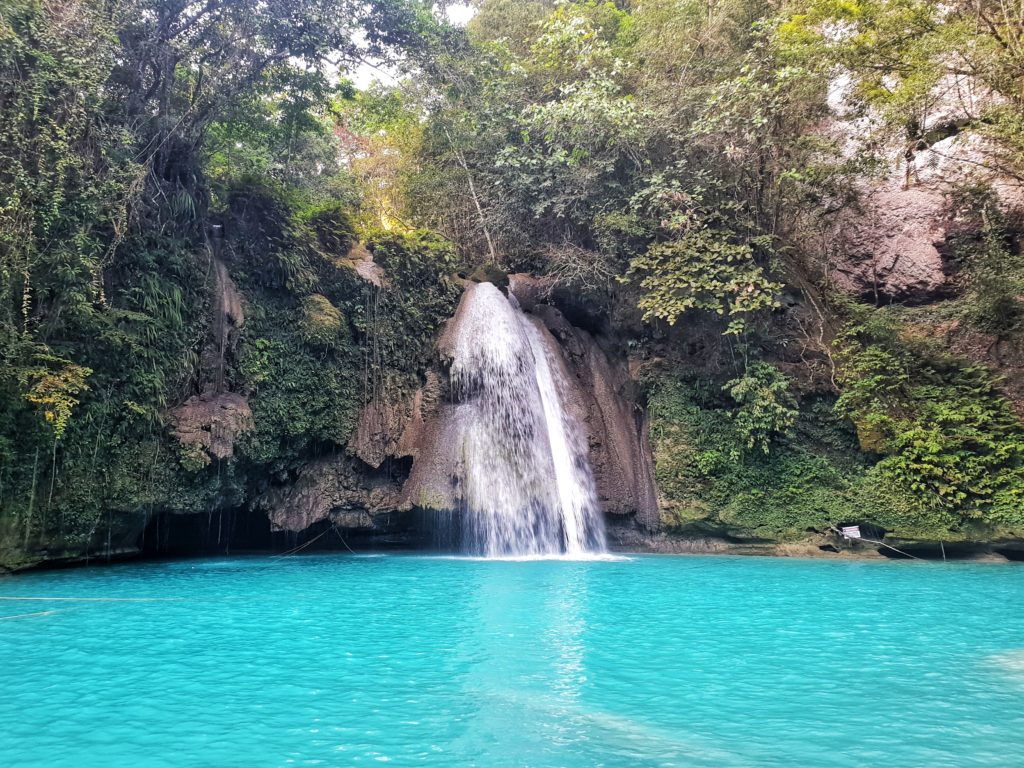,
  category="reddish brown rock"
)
[395,284,660,532]
[529,304,660,531]
[820,75,1024,303]
[200,258,245,394]
[256,455,399,533]
[167,392,252,461]
[829,185,952,302]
